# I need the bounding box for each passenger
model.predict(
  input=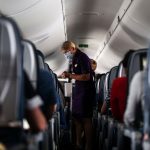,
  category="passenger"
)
[123,70,149,150]
[24,72,47,132]
[124,70,144,127]
[110,50,134,122]
[90,59,97,80]
[61,41,95,150]
[37,69,58,121]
